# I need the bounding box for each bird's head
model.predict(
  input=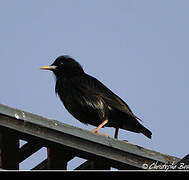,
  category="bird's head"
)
[40,55,84,79]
